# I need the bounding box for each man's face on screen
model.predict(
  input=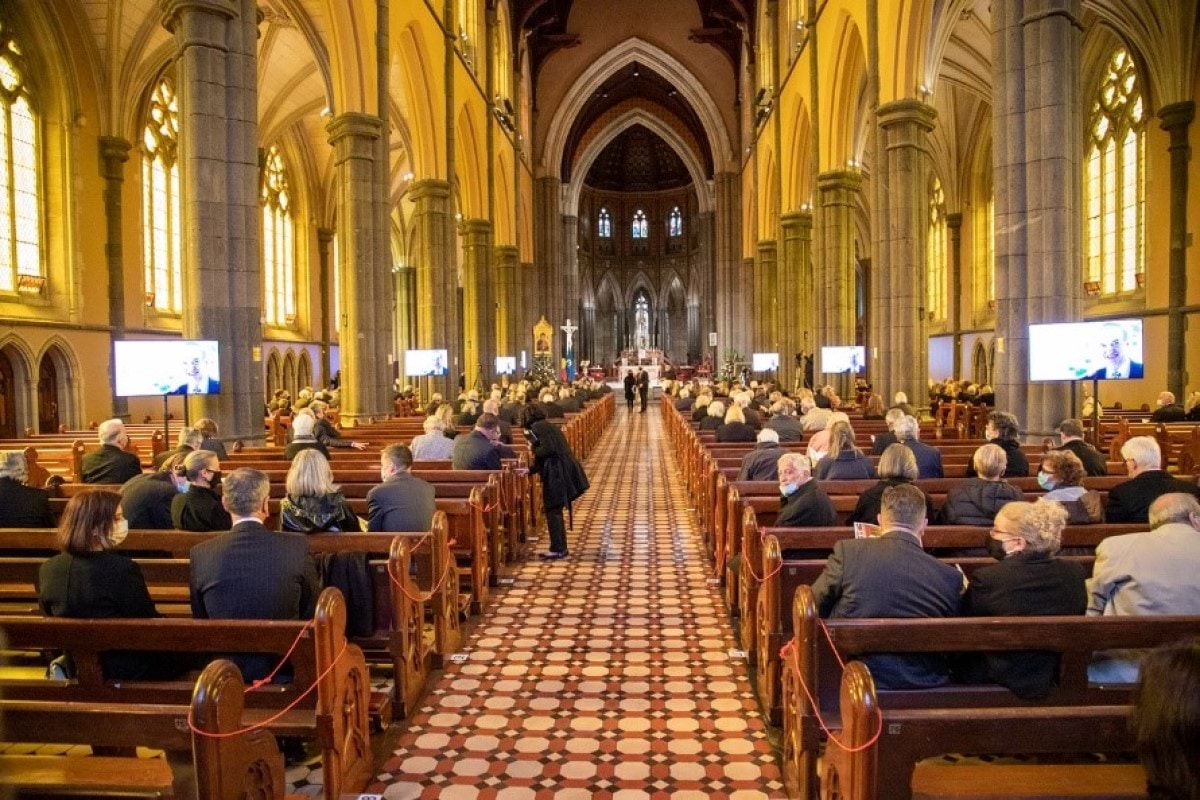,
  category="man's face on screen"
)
[1099,330,1125,361]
